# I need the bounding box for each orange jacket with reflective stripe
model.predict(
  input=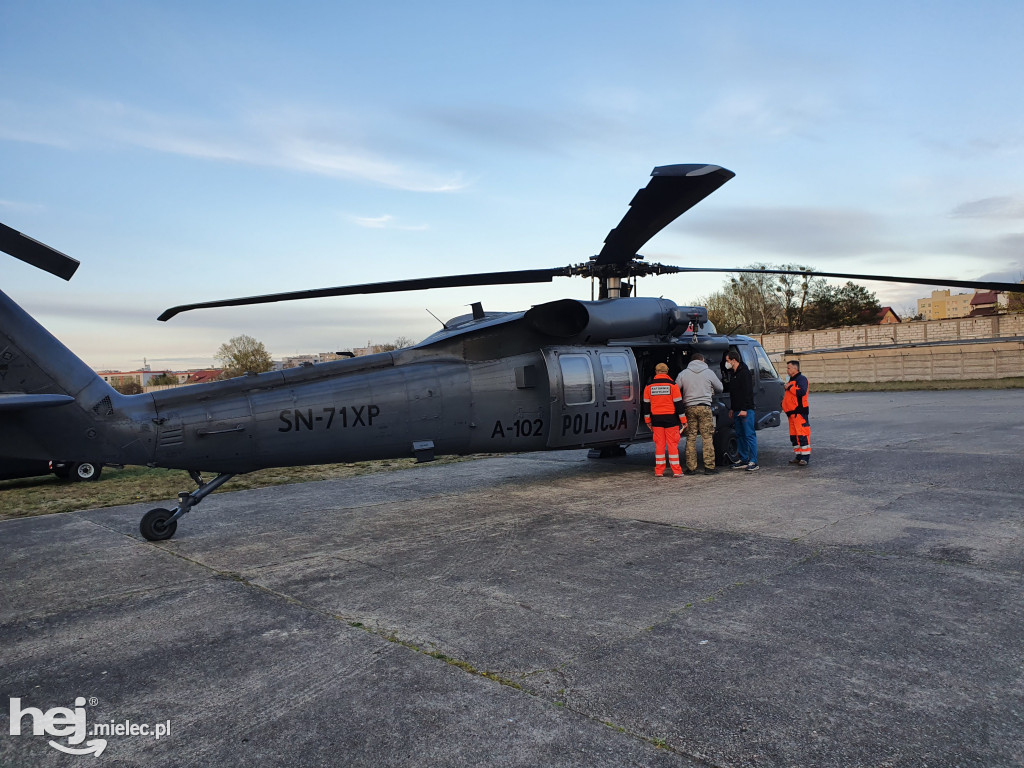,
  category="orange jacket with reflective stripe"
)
[782,373,810,415]
[643,374,686,426]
